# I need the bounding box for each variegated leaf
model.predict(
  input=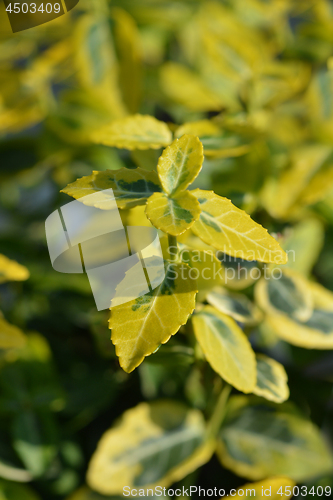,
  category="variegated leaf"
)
[192,306,256,393]
[255,268,313,322]
[191,190,287,264]
[91,115,172,150]
[87,401,213,495]
[207,289,262,325]
[145,191,201,236]
[217,396,333,481]
[61,167,161,209]
[157,135,204,196]
[110,263,197,372]
[253,354,289,404]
